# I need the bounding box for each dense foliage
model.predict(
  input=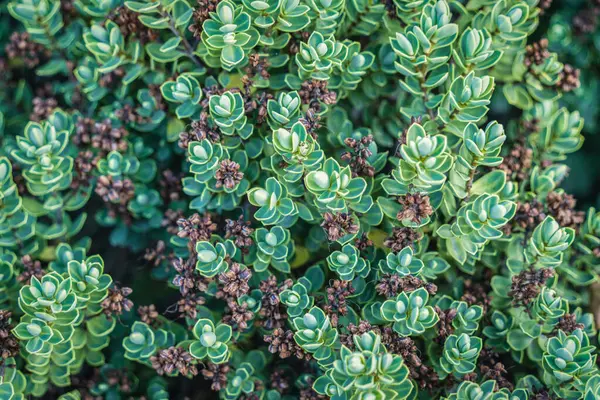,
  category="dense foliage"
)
[0,0,599,399]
